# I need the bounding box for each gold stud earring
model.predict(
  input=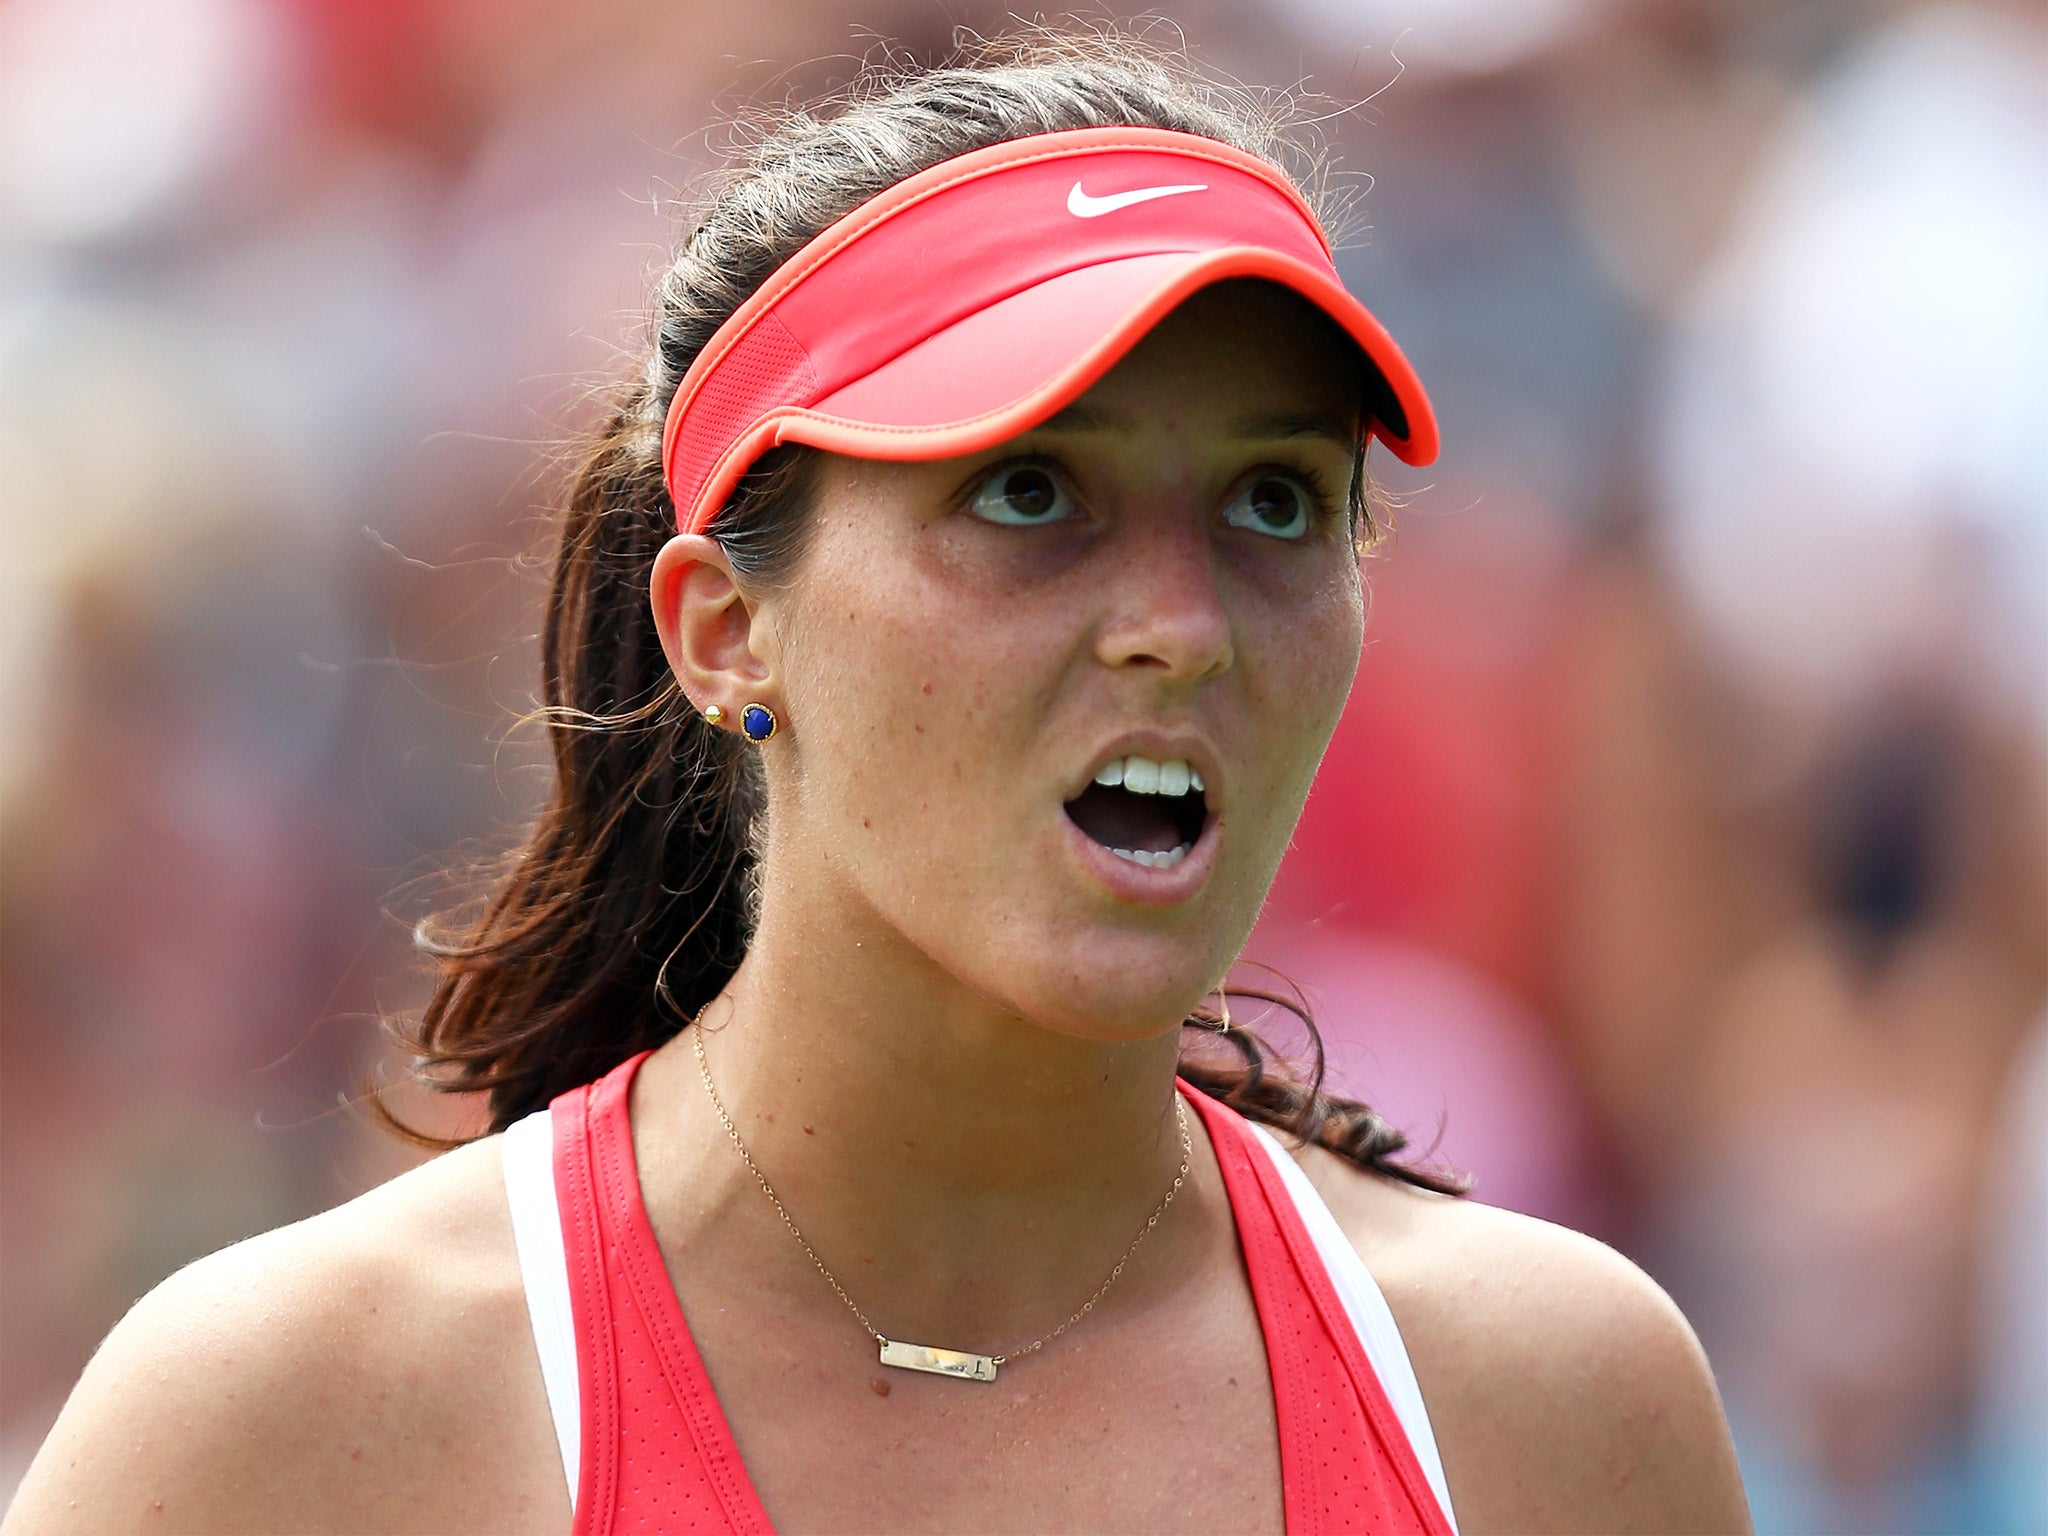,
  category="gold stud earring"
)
[703,704,725,726]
